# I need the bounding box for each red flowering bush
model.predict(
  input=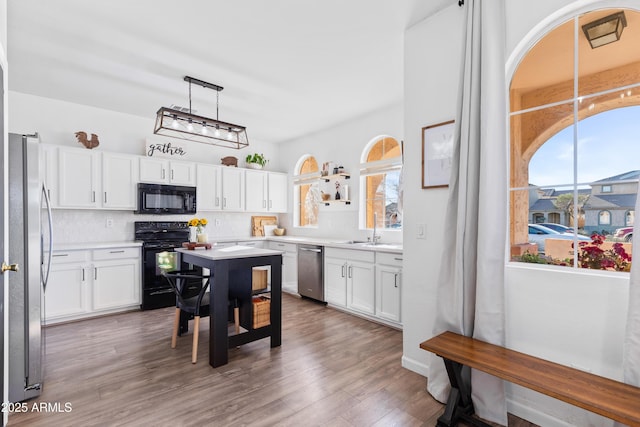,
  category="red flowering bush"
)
[576,233,632,272]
